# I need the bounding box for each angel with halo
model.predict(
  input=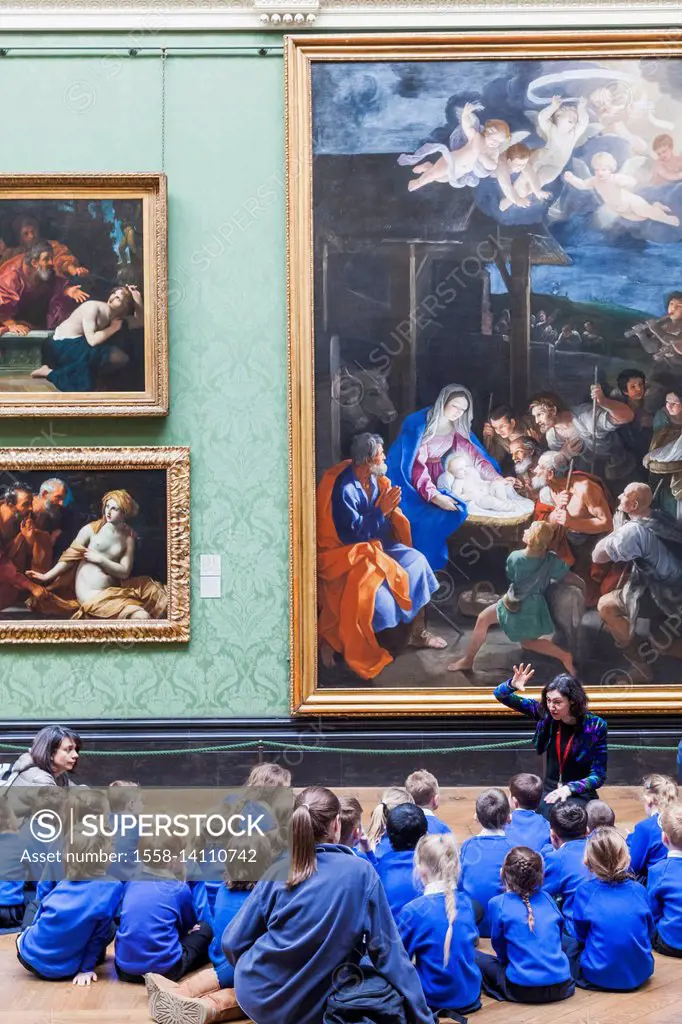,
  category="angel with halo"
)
[398,101,529,191]
[499,95,592,211]
[563,150,680,227]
